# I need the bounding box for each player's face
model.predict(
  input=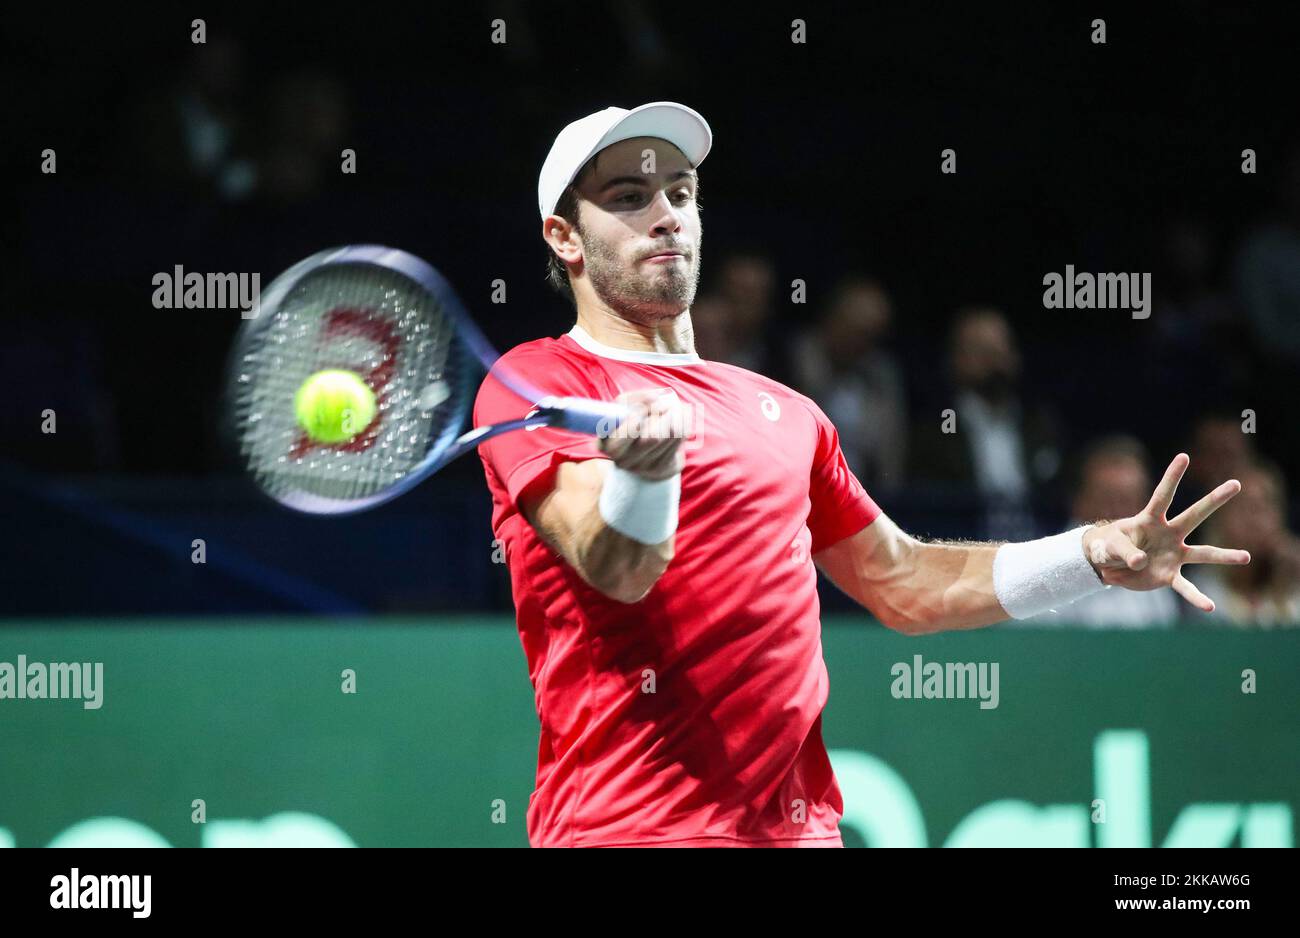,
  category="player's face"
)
[573,137,702,324]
